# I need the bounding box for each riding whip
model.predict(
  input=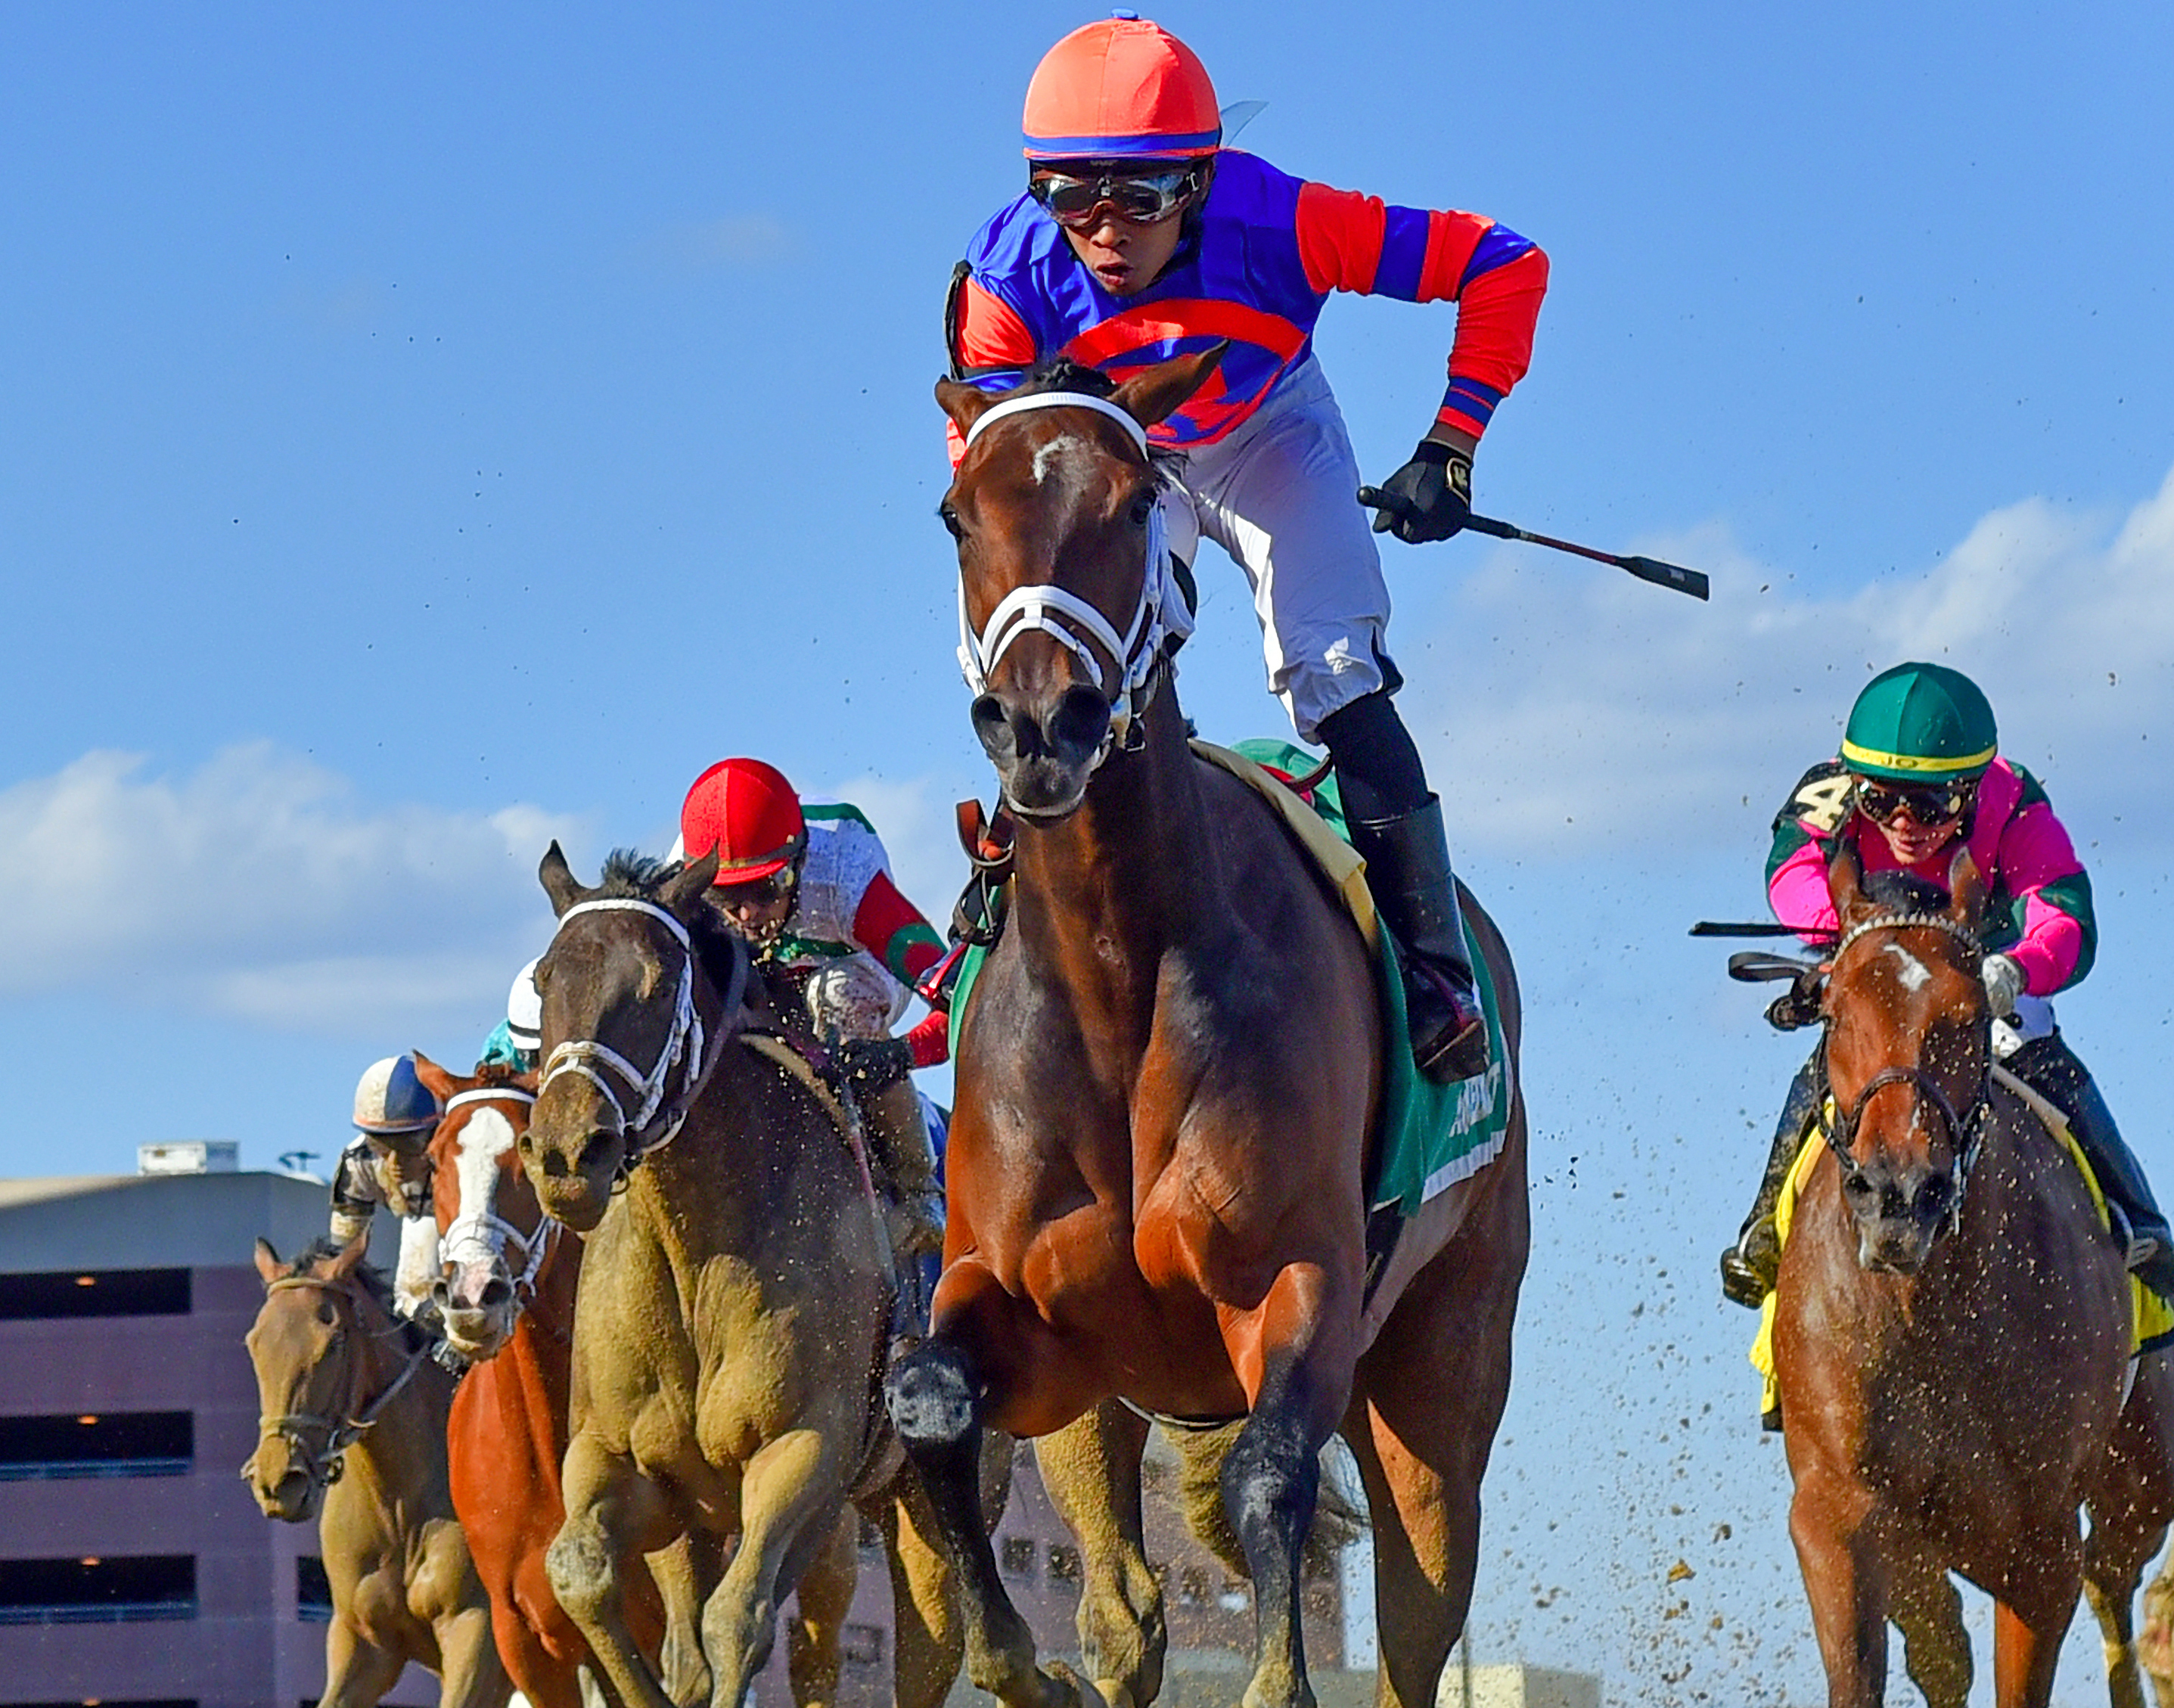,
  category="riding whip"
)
[1464,514,1710,601]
